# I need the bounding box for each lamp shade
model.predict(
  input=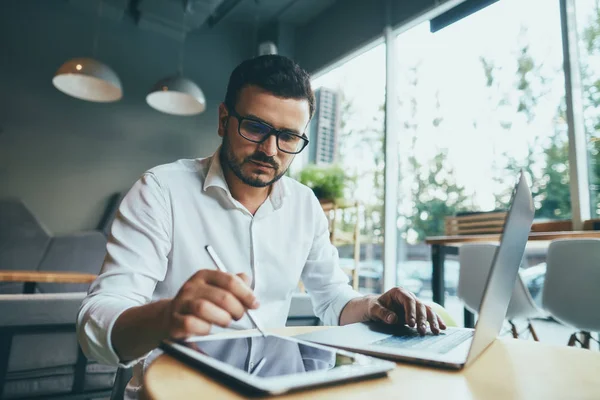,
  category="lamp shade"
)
[146,75,206,116]
[52,57,122,102]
